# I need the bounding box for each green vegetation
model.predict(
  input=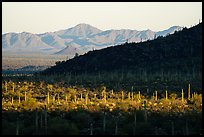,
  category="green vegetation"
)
[2,81,202,135]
